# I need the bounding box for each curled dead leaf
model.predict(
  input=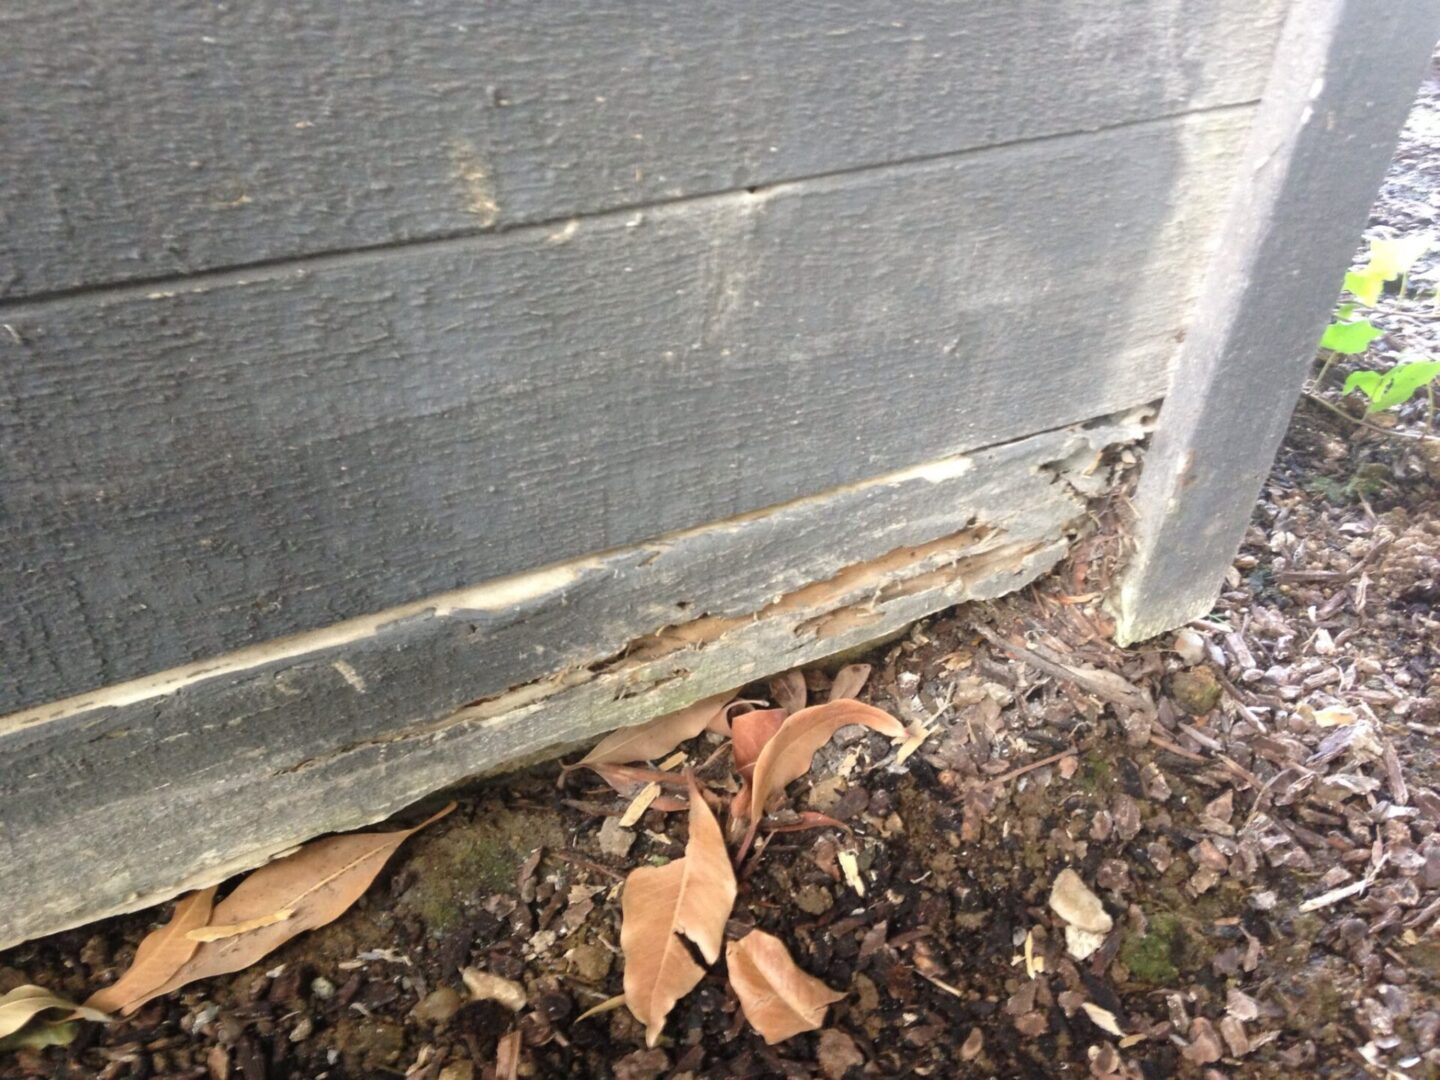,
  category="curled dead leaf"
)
[827,664,872,701]
[732,709,788,774]
[587,763,692,798]
[144,804,453,1003]
[729,708,787,819]
[576,692,735,769]
[768,670,808,716]
[0,985,109,1042]
[85,887,217,1015]
[726,930,844,1044]
[621,775,736,1047]
[739,700,905,860]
